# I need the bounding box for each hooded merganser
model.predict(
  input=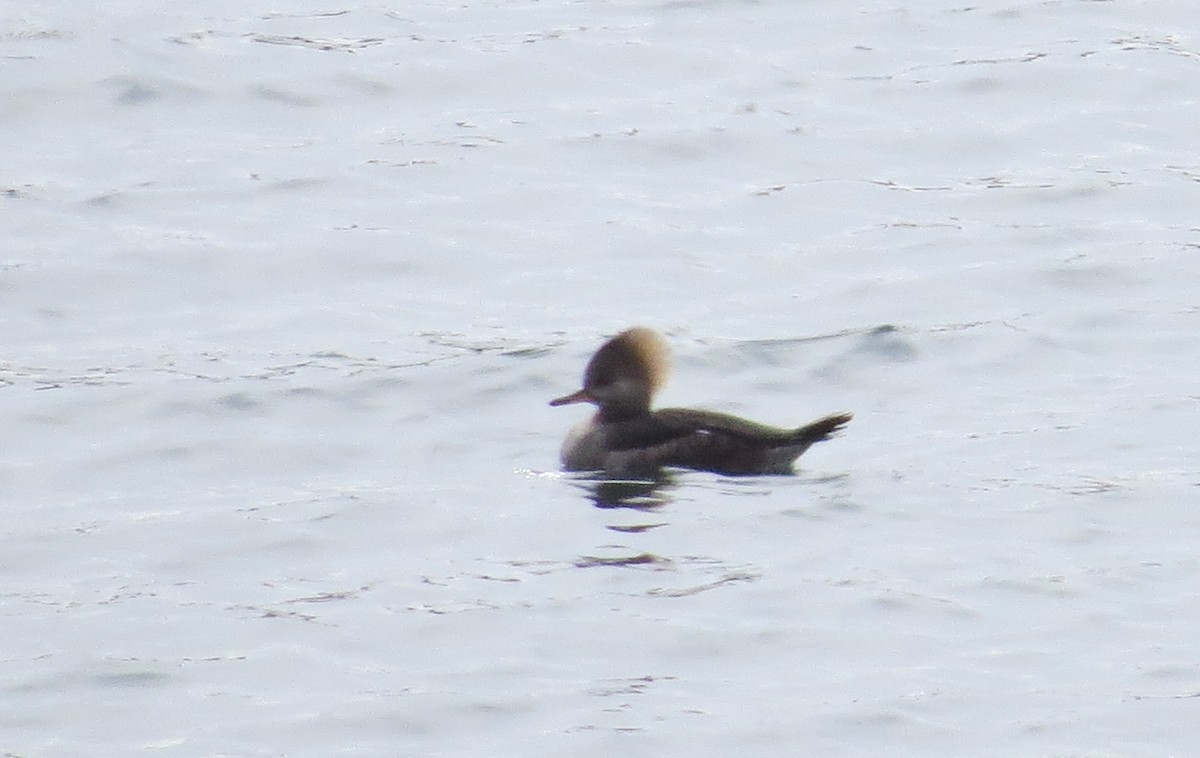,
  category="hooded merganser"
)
[550,327,852,477]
